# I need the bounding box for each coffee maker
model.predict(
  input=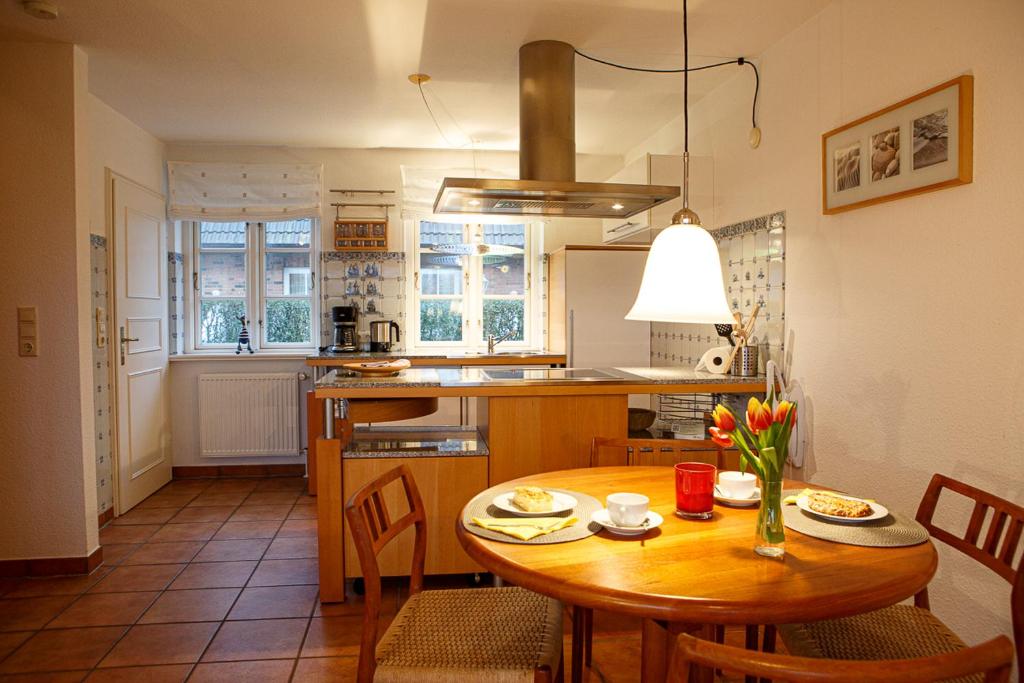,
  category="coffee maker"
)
[329,306,358,352]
